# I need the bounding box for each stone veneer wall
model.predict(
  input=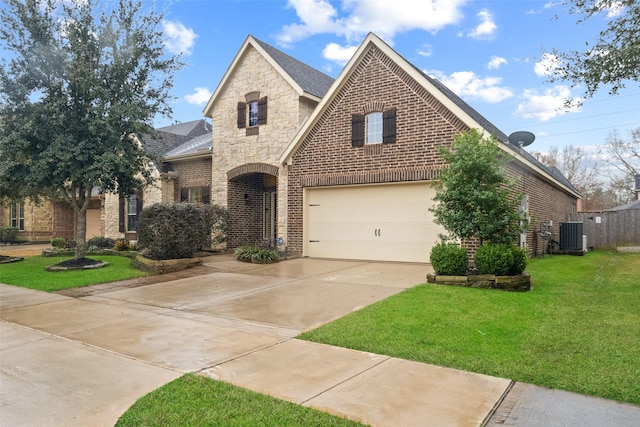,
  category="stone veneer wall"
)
[103,170,163,240]
[209,44,318,248]
[1,199,74,242]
